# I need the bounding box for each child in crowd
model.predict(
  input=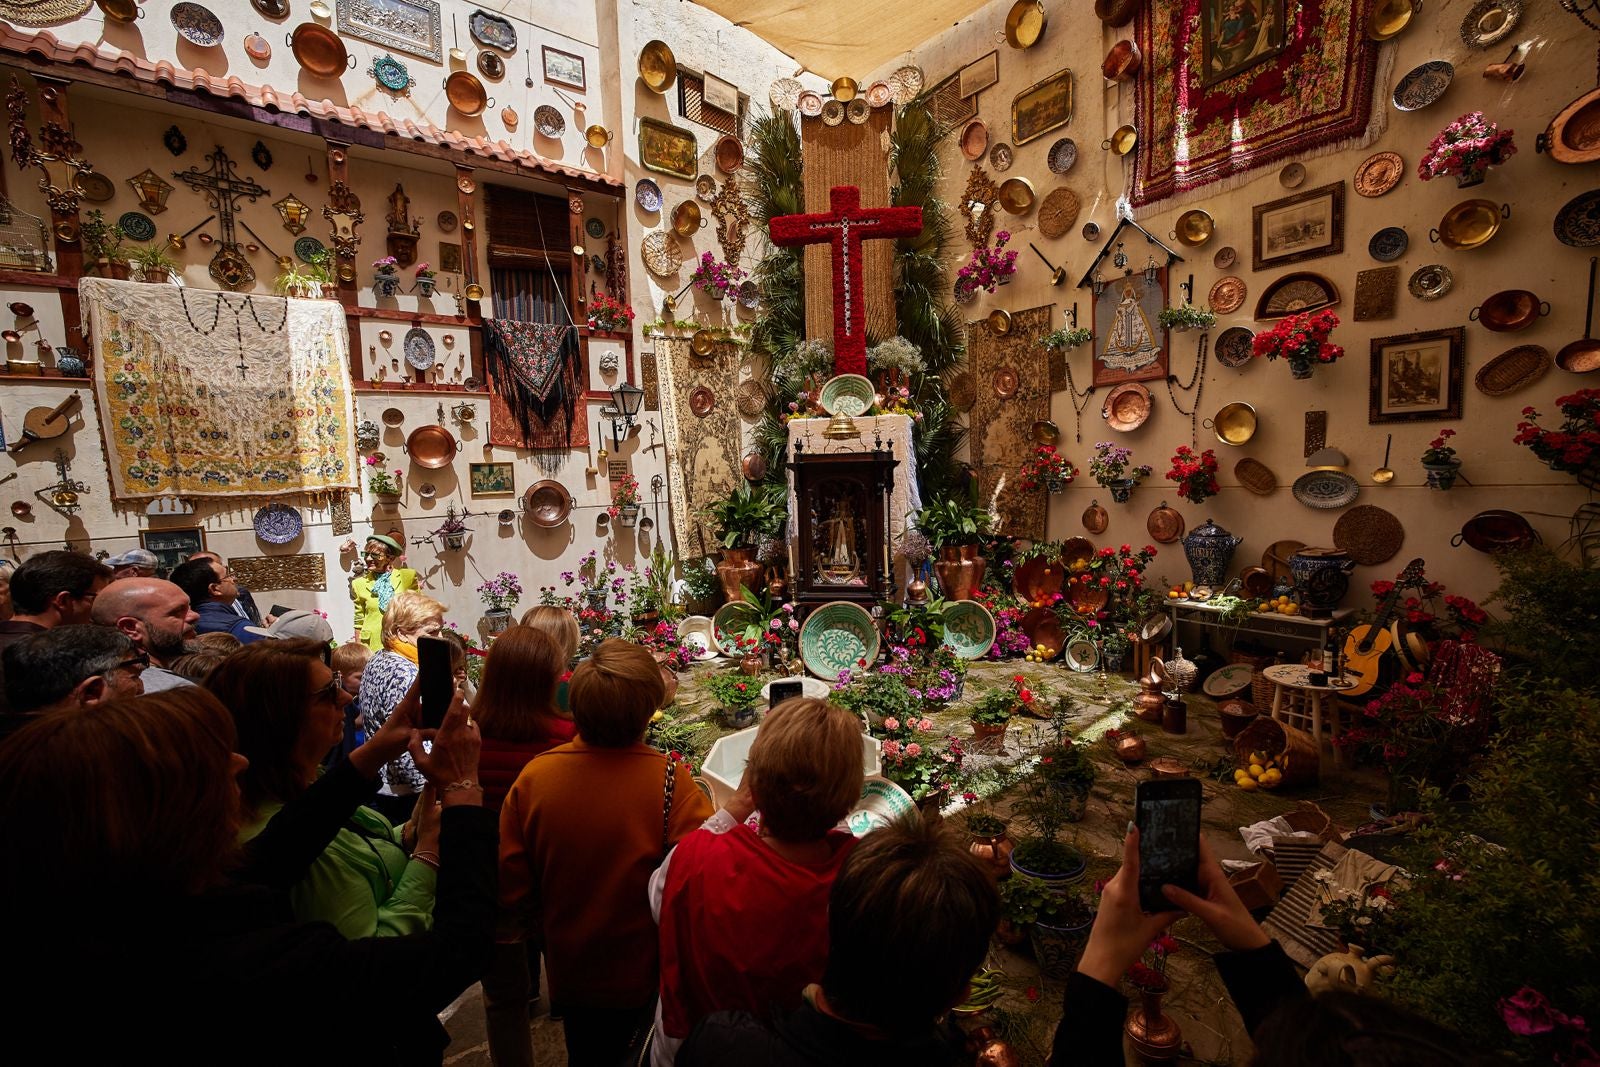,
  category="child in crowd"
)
[439,628,476,702]
[330,640,372,762]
